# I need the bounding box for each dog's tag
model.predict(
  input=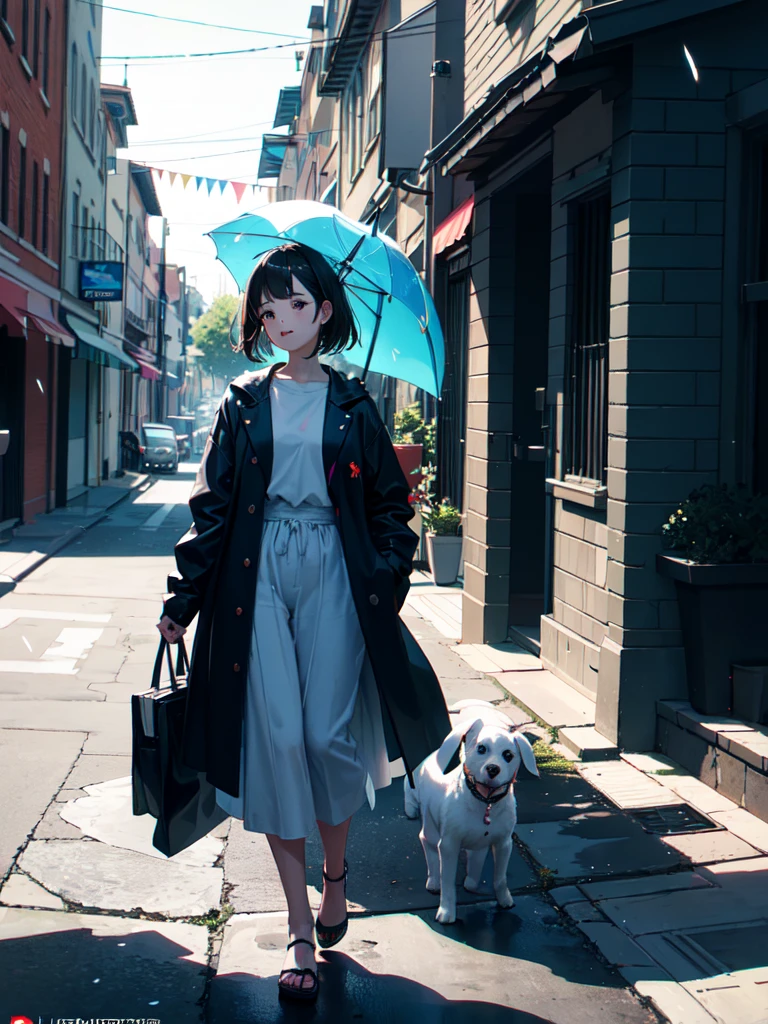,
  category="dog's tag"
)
[484,805,491,826]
